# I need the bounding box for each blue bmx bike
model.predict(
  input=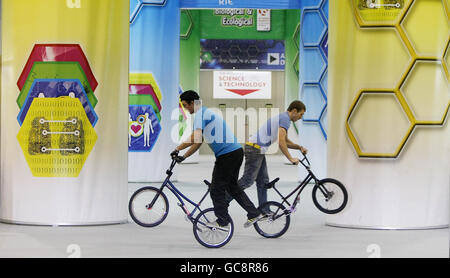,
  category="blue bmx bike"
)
[128,154,234,248]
